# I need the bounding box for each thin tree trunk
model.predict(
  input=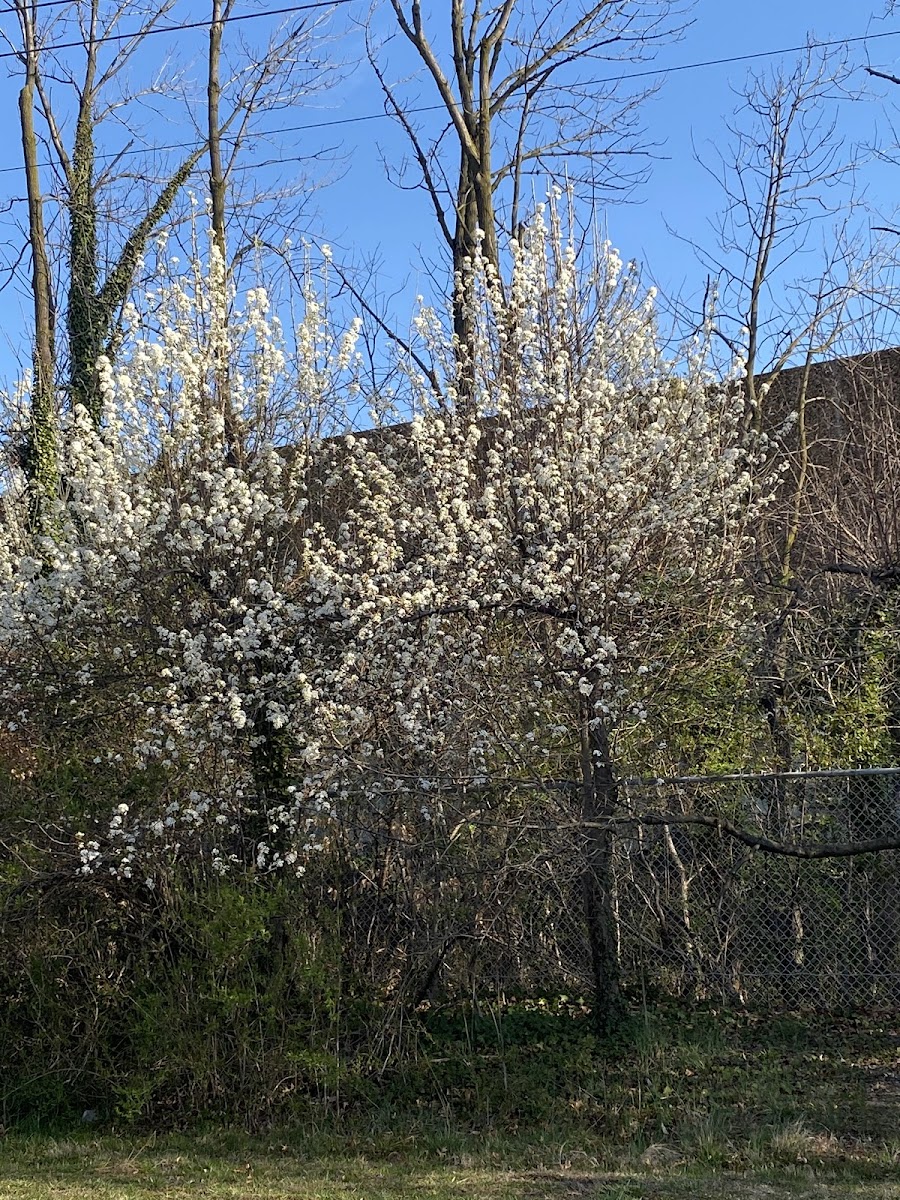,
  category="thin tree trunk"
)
[208,0,228,265]
[18,1,57,529]
[207,0,241,461]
